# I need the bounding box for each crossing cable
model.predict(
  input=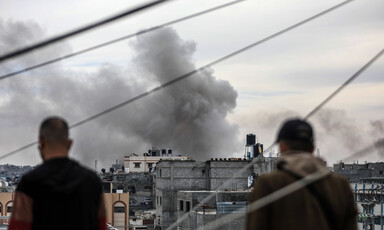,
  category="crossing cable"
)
[165,48,383,230]
[0,0,245,81]
[196,138,384,230]
[305,49,384,119]
[0,0,169,63]
[0,0,354,161]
